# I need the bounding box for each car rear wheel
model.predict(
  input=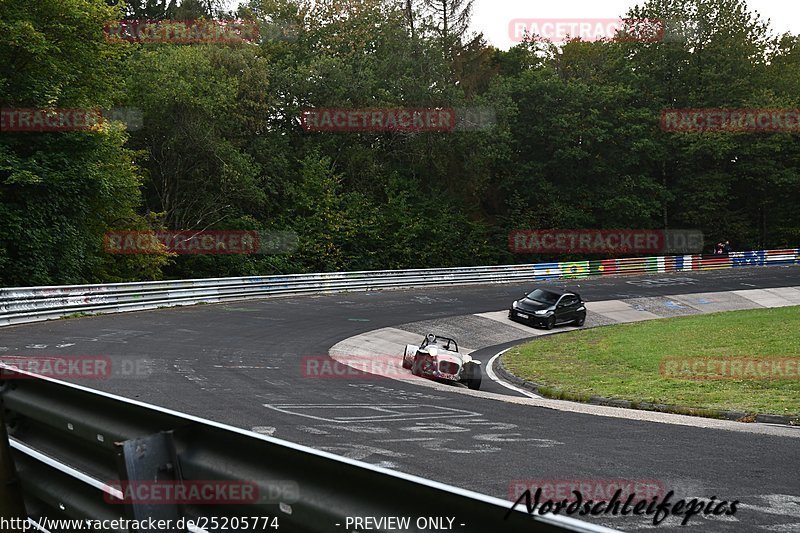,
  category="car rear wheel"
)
[545,316,555,330]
